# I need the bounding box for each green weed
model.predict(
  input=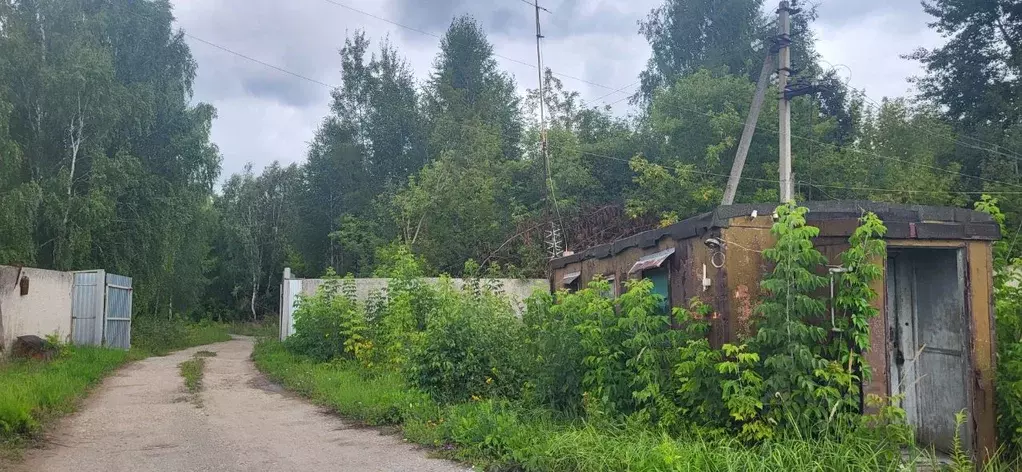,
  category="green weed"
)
[132,317,231,357]
[0,346,130,460]
[227,321,279,338]
[178,357,205,394]
[254,338,928,471]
